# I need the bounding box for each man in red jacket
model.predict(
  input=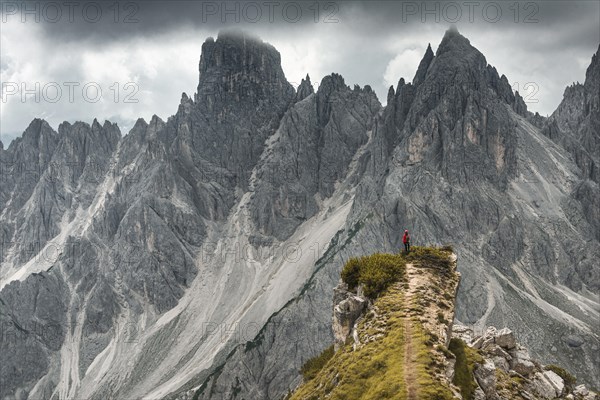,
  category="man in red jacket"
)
[403,230,410,253]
